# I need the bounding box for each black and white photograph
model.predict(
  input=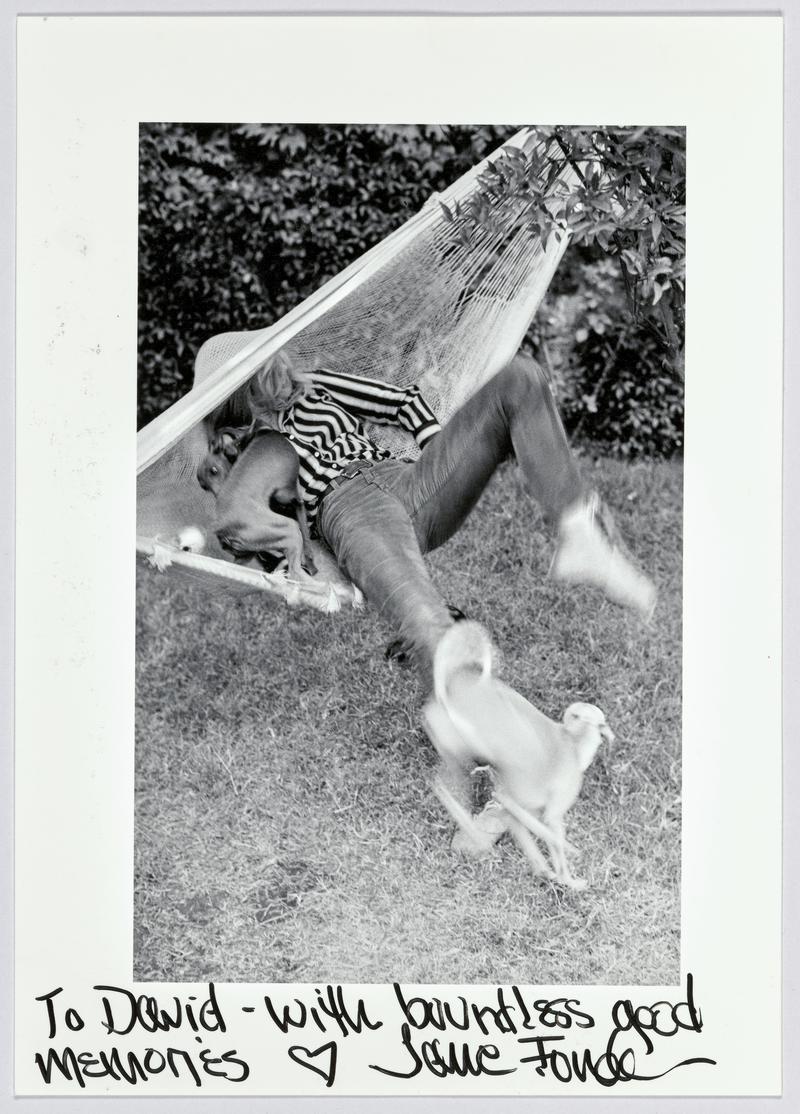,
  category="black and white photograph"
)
[14,11,783,1100]
[134,123,685,986]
